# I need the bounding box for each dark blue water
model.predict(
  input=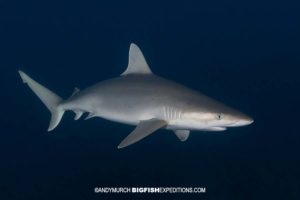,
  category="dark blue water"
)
[0,0,299,199]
